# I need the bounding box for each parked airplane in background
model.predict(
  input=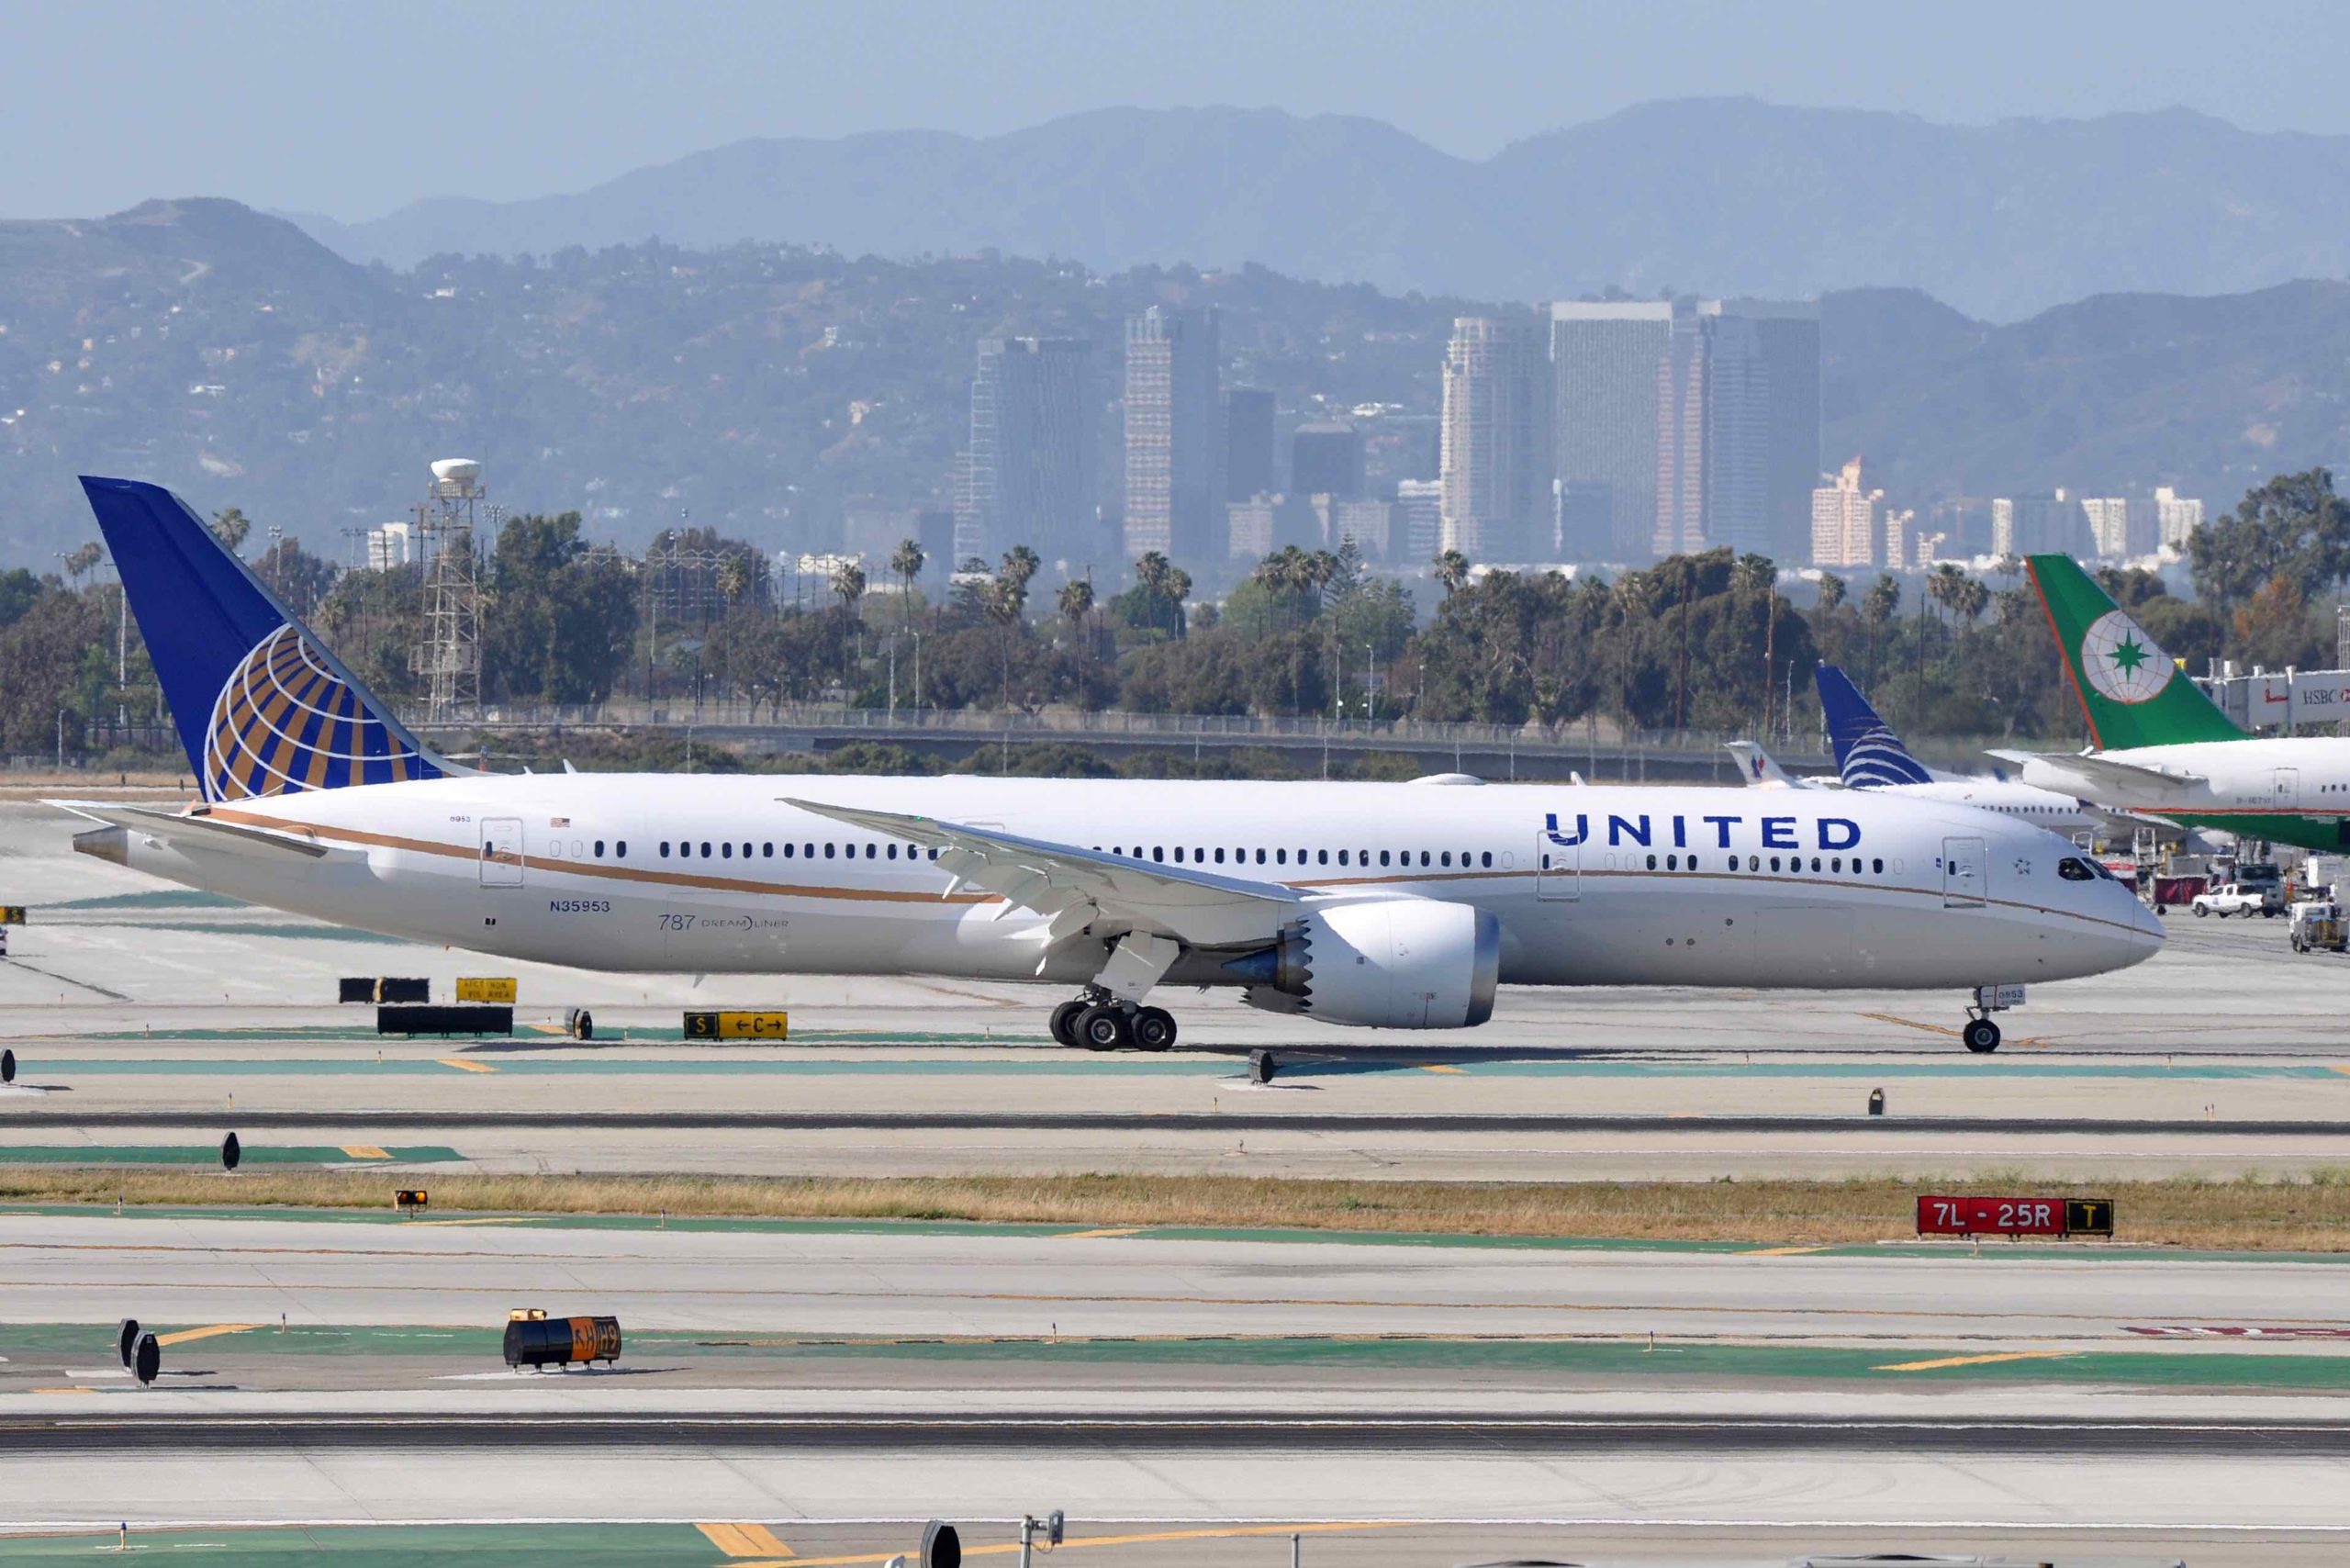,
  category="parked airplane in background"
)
[1816,666,2105,837]
[1994,554,2350,854]
[52,478,2161,1054]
